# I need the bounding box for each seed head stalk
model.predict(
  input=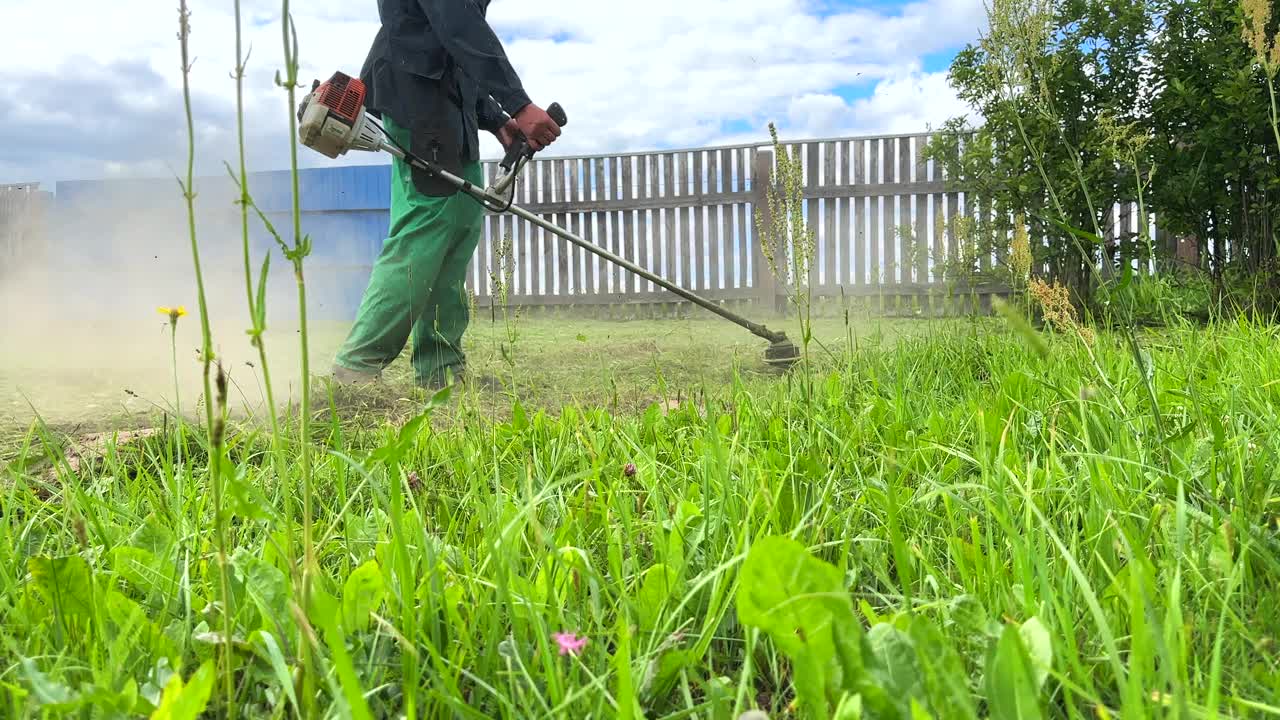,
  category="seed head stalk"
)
[279,0,315,614]
[977,0,1168,456]
[1267,73,1280,157]
[176,2,234,716]
[1245,0,1280,258]
[1241,0,1280,153]
[231,0,295,574]
[758,124,817,403]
